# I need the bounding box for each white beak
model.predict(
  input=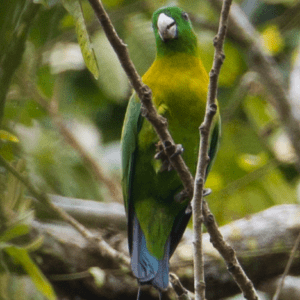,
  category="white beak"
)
[157,13,177,42]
